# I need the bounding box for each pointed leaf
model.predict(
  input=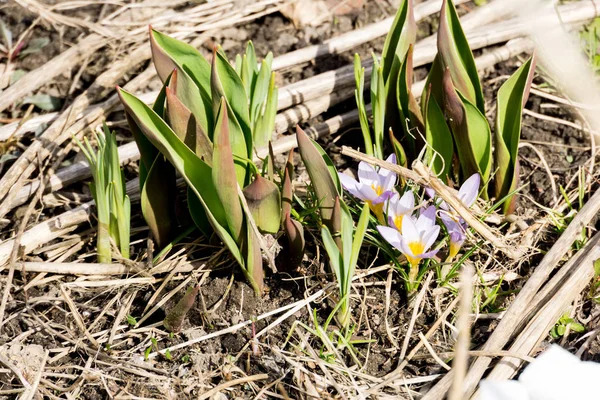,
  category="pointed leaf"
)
[213,98,244,242]
[283,213,305,270]
[354,54,373,156]
[396,44,424,158]
[381,0,416,81]
[211,48,252,152]
[141,155,178,248]
[165,86,213,164]
[253,73,278,148]
[494,56,536,213]
[168,68,212,140]
[243,174,281,234]
[296,126,340,232]
[149,27,211,101]
[442,69,491,187]
[163,284,199,333]
[423,83,454,181]
[281,149,294,222]
[437,0,485,112]
[371,56,386,159]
